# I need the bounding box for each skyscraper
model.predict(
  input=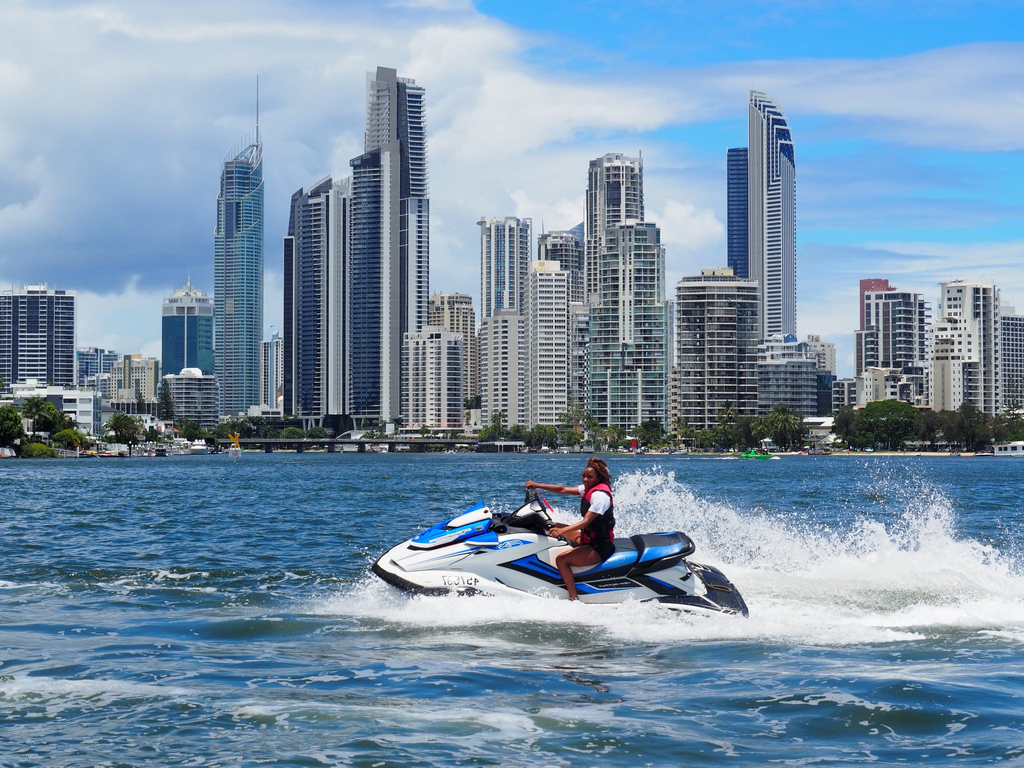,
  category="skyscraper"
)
[589,222,669,427]
[726,148,749,278]
[350,67,429,424]
[214,125,264,416]
[748,91,796,338]
[162,278,214,377]
[0,285,76,387]
[479,216,531,318]
[283,176,351,425]
[585,153,643,303]
[674,268,759,429]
